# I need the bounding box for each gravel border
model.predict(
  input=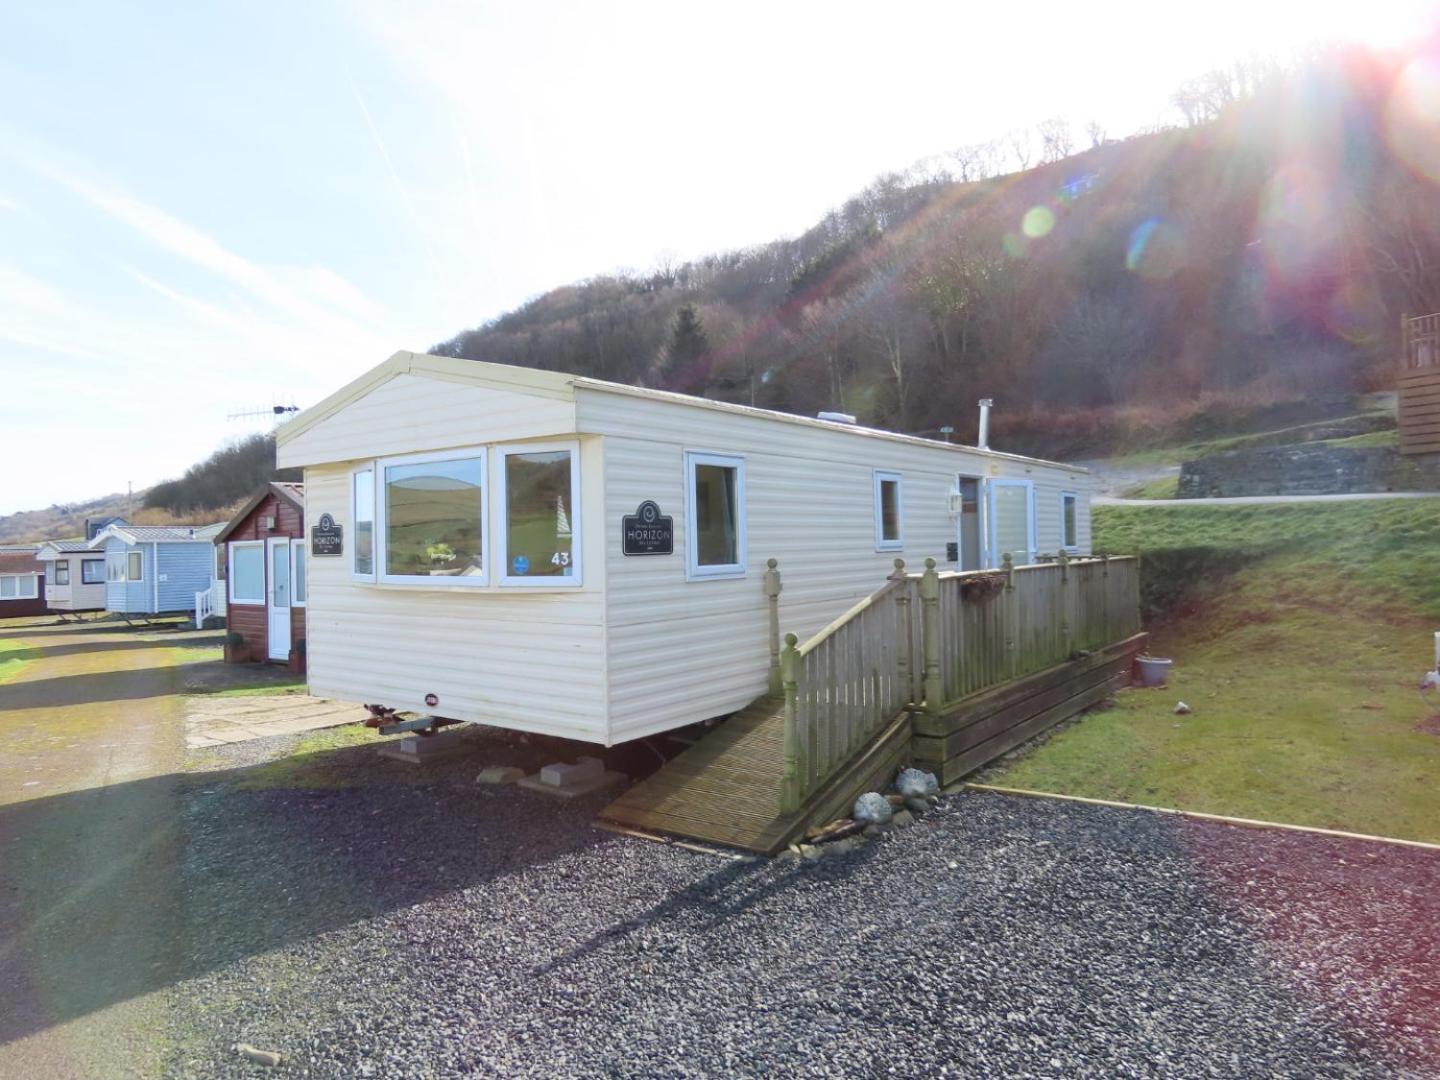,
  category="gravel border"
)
[159,734,1435,1078]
